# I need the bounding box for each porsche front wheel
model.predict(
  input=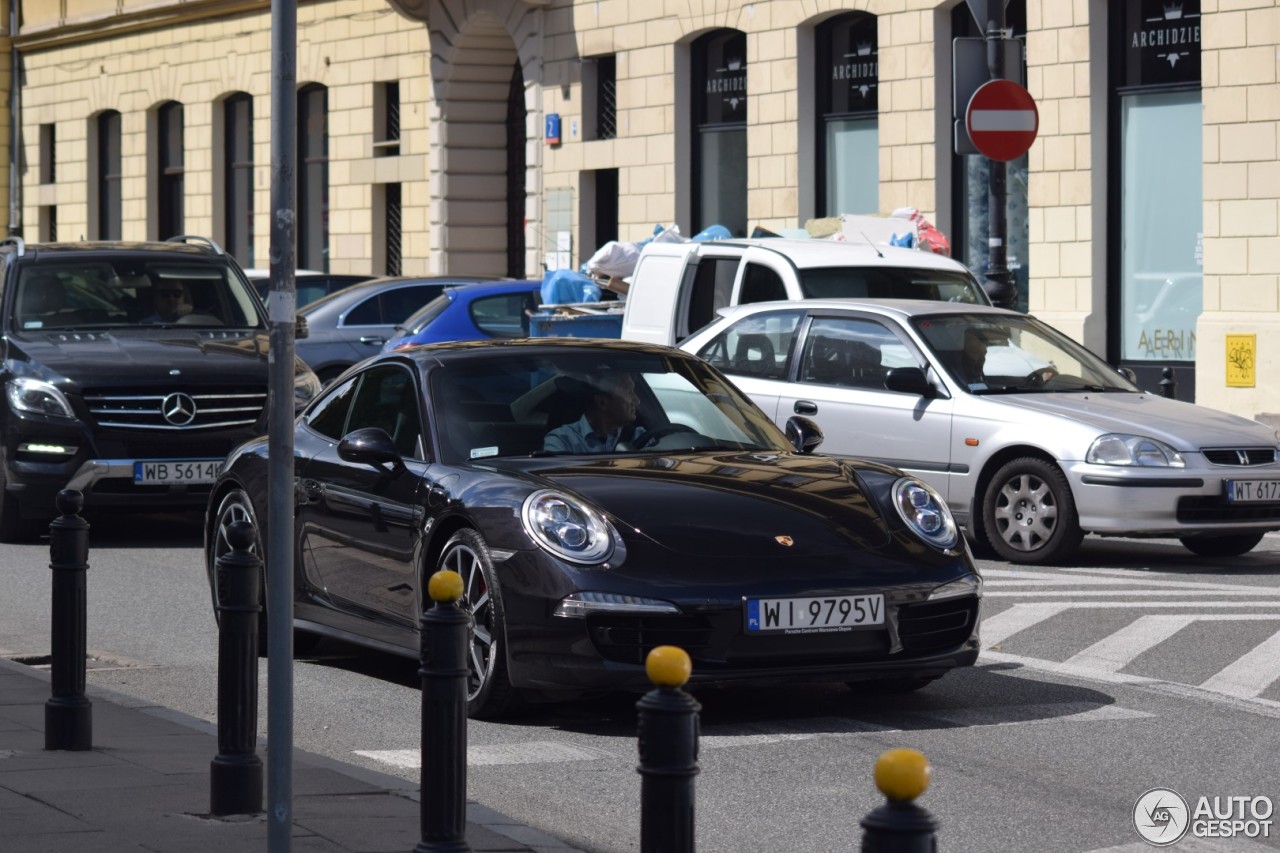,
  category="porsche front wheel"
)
[438,528,523,719]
